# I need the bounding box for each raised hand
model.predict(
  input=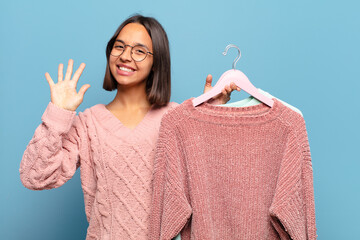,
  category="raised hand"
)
[45,59,90,111]
[203,74,240,104]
